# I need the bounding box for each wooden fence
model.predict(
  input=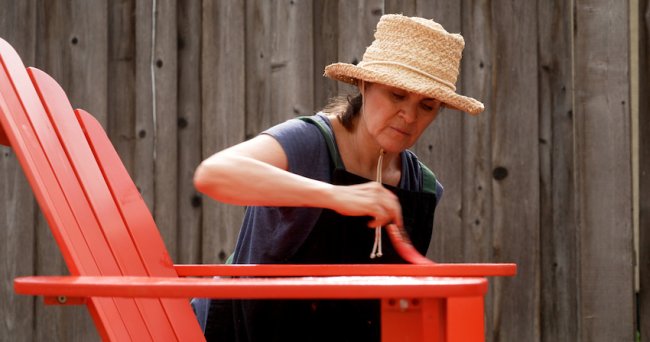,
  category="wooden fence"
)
[0,0,647,341]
